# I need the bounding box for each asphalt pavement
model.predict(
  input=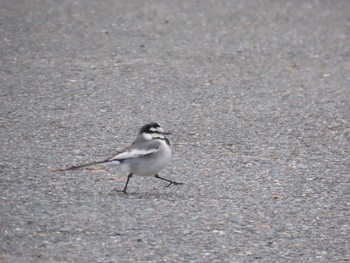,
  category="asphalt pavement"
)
[1,0,349,262]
